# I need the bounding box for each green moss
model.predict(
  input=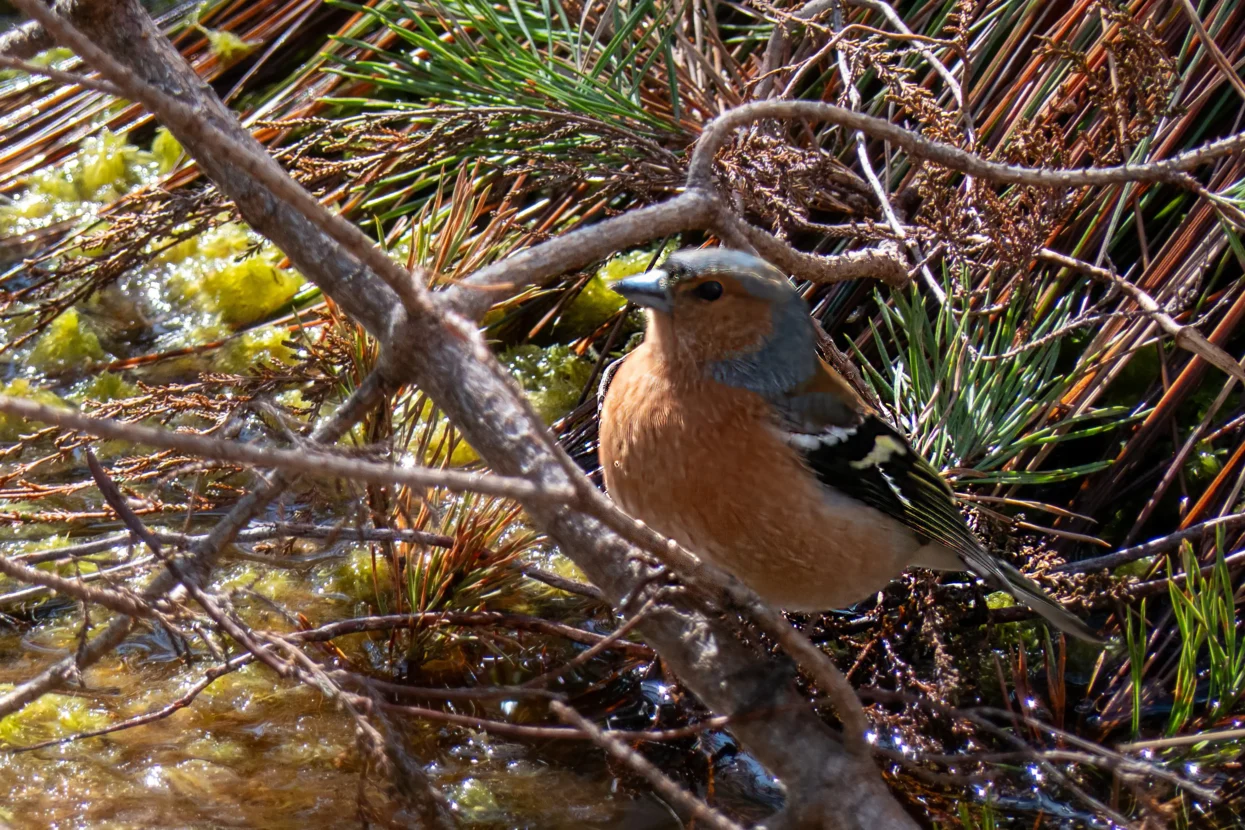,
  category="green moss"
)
[29,307,106,372]
[251,569,299,603]
[1114,556,1155,579]
[0,379,65,442]
[163,225,304,327]
[77,371,139,402]
[26,48,75,68]
[546,242,676,340]
[500,344,594,423]
[597,242,676,282]
[1185,440,1224,486]
[151,127,184,173]
[985,591,1016,610]
[551,276,626,340]
[79,130,134,200]
[200,27,255,63]
[194,257,303,325]
[217,327,298,373]
[450,778,501,821]
[0,691,110,745]
[0,129,160,237]
[317,547,394,602]
[183,734,251,765]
